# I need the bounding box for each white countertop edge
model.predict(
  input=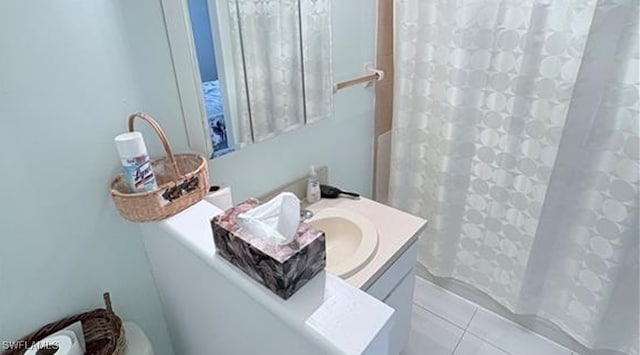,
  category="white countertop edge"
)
[153,201,395,355]
[361,220,428,290]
